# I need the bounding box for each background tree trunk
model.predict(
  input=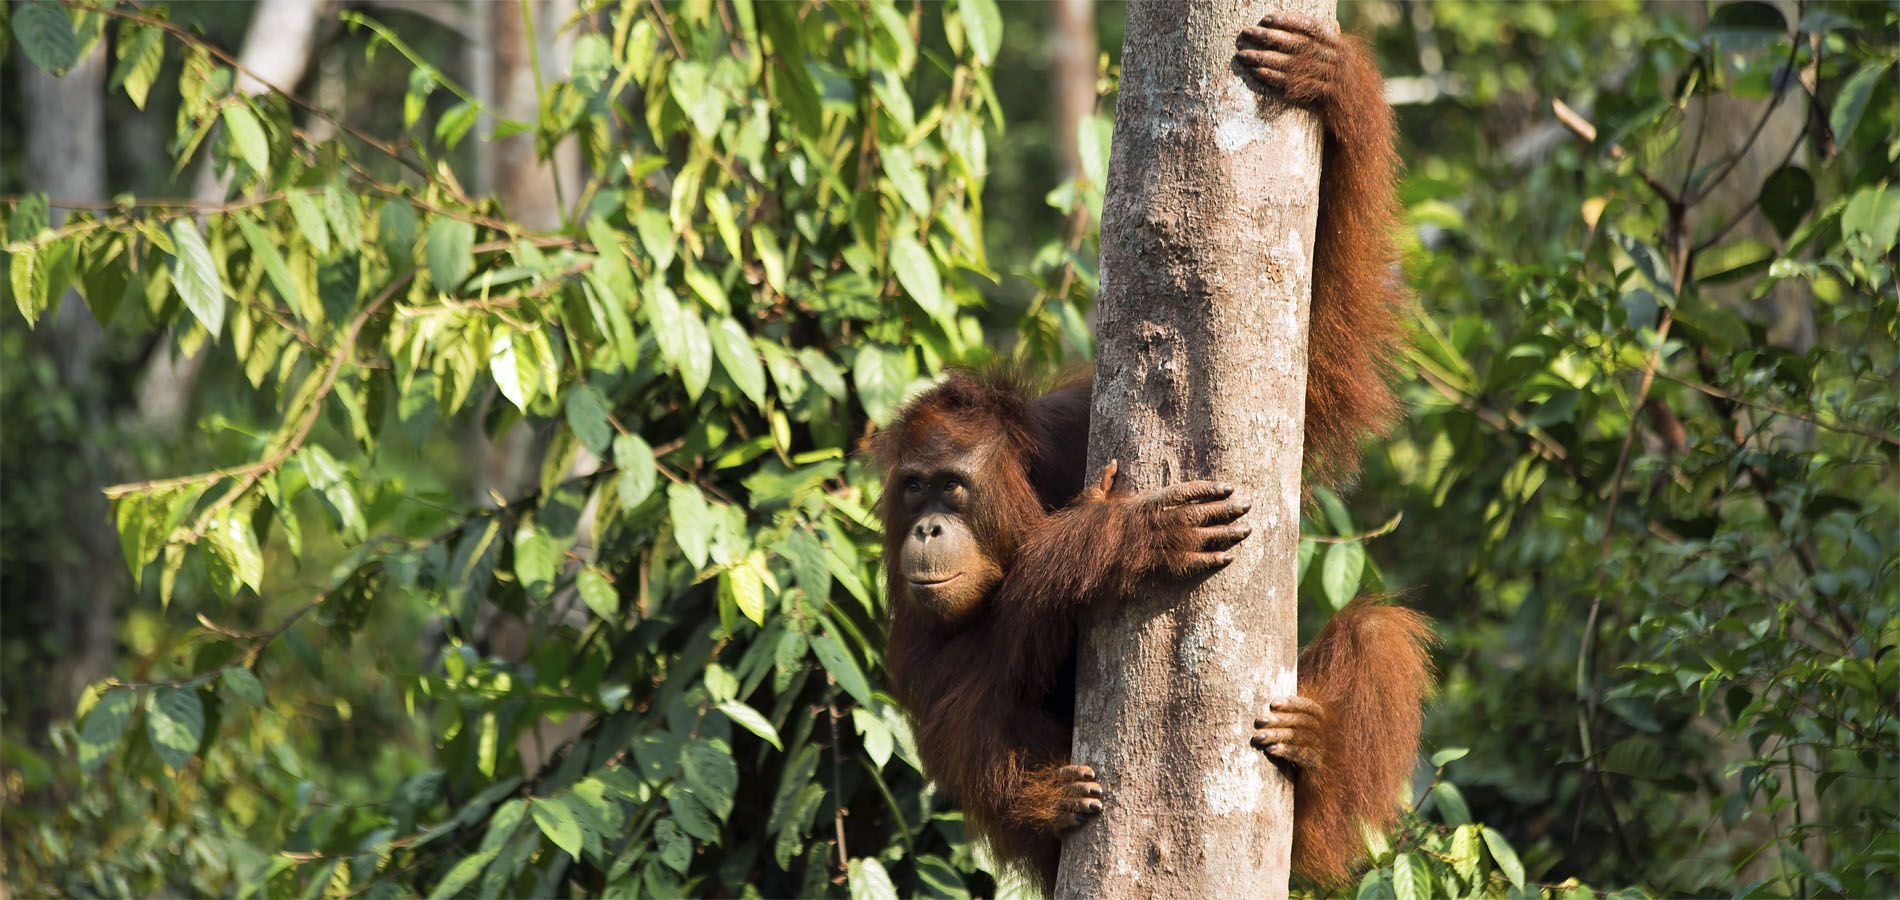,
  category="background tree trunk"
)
[491,0,581,231]
[1056,1,1330,897]
[1049,0,1096,182]
[20,26,115,710]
